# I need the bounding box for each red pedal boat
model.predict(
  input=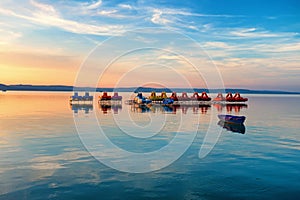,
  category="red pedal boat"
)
[99,92,111,101]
